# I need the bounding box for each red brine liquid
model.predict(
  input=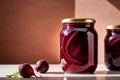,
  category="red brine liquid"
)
[60,18,98,73]
[105,26,120,71]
